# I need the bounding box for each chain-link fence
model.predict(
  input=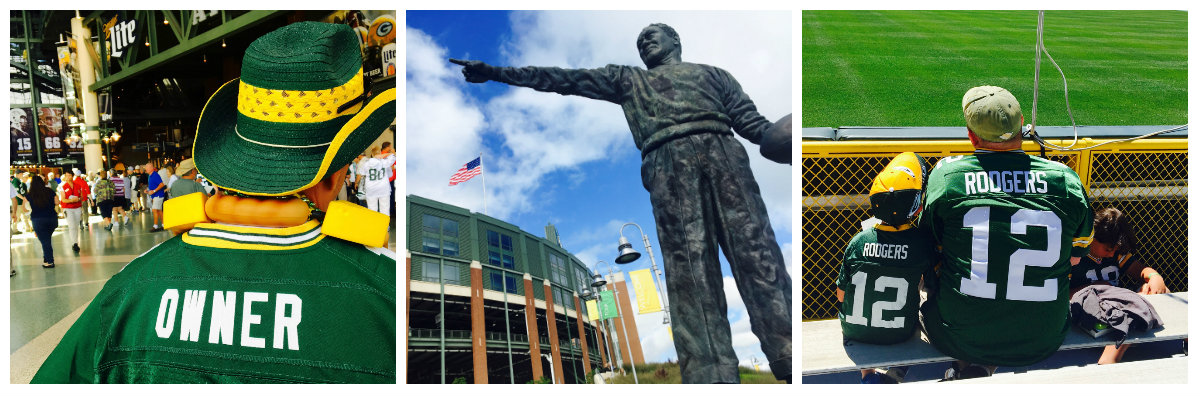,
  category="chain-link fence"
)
[802,138,1187,320]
